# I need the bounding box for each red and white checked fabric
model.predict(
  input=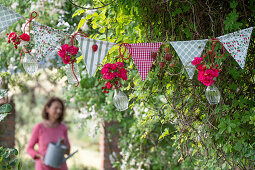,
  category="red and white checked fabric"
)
[126,43,162,81]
